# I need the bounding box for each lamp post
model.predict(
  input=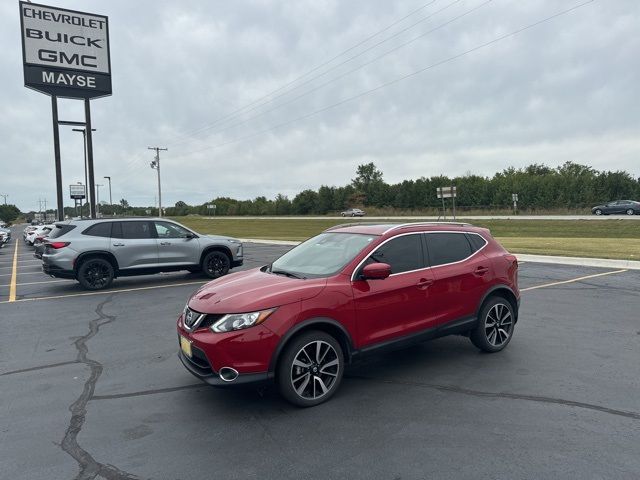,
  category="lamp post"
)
[103,176,112,215]
[95,184,103,217]
[72,128,97,218]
